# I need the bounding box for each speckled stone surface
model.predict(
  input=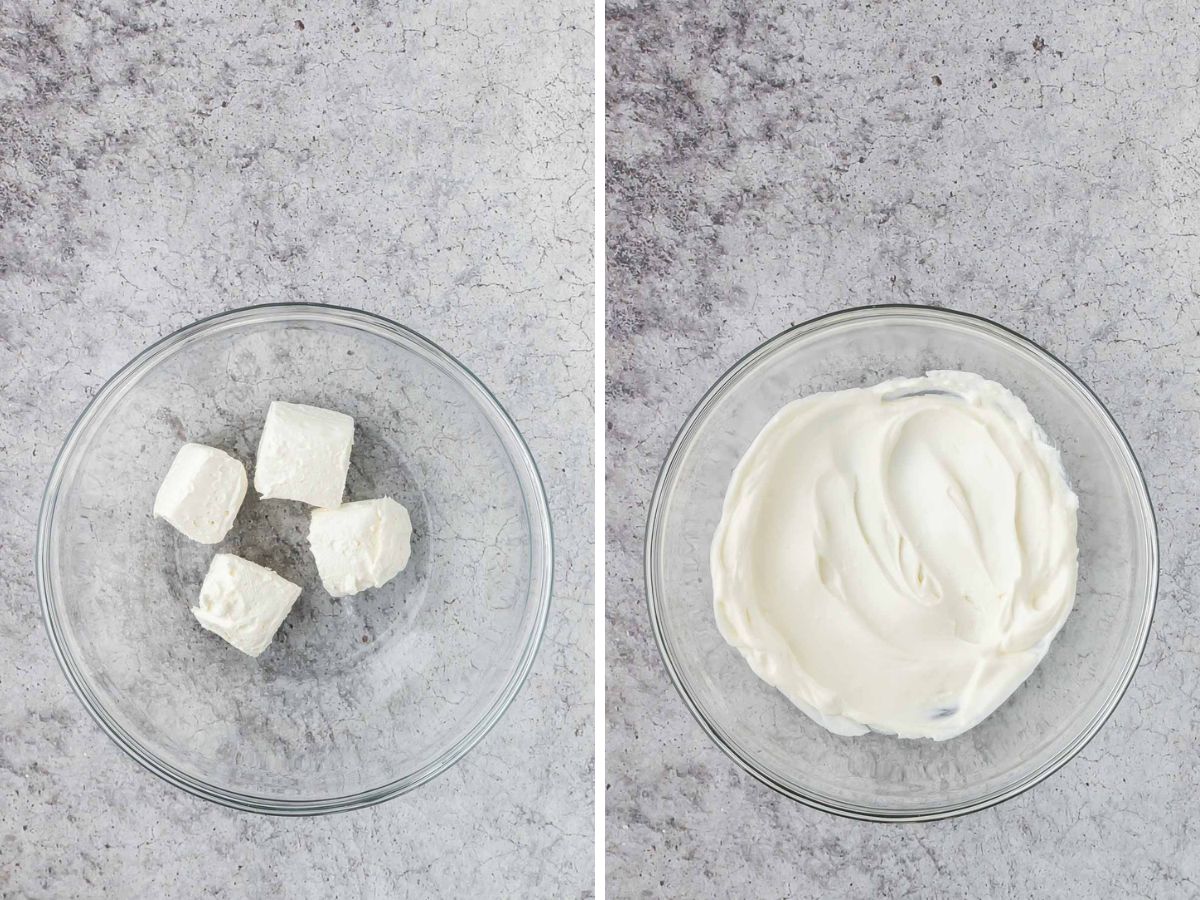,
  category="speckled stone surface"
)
[0,2,592,897]
[608,1,1197,897]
